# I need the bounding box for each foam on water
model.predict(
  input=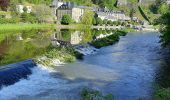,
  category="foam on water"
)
[0,64,67,100]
